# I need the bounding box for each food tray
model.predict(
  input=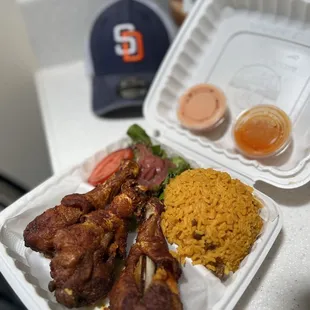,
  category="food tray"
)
[0,136,282,310]
[144,0,310,189]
